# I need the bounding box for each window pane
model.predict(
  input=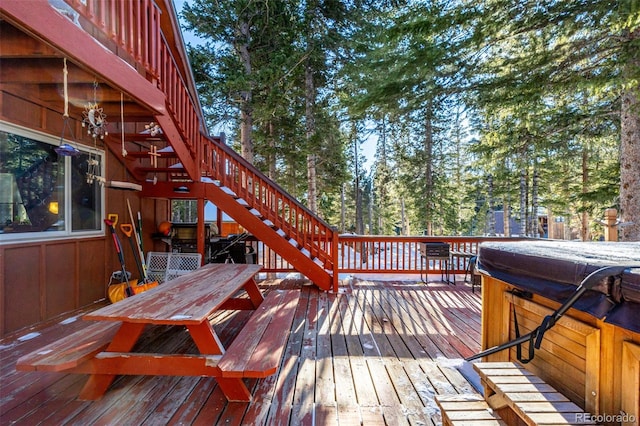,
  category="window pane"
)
[0,131,66,234]
[71,153,102,231]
